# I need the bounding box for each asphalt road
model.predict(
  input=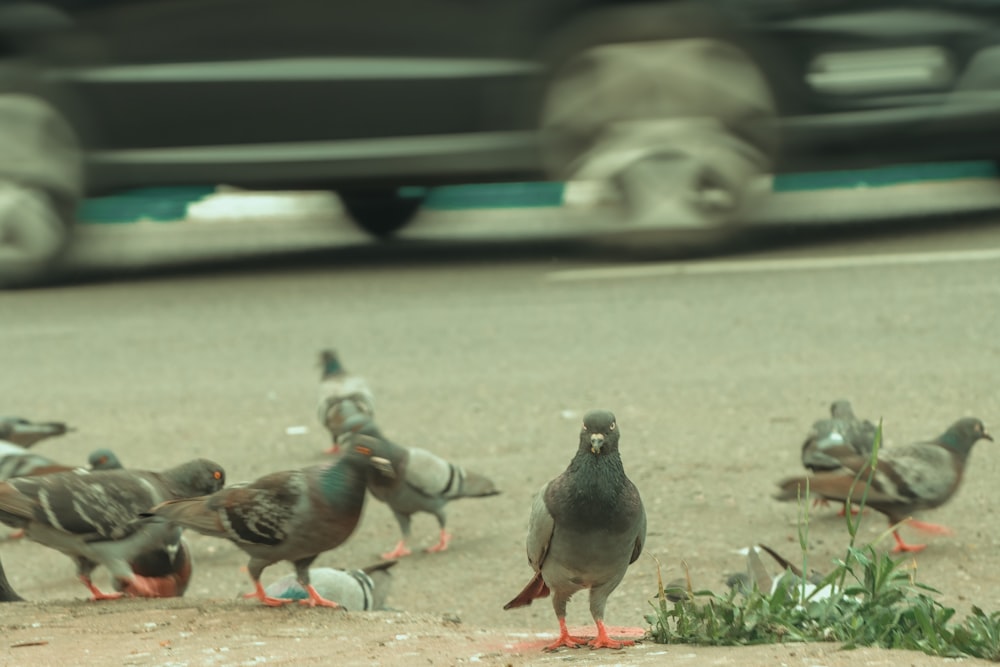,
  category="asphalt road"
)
[2,208,1000,638]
